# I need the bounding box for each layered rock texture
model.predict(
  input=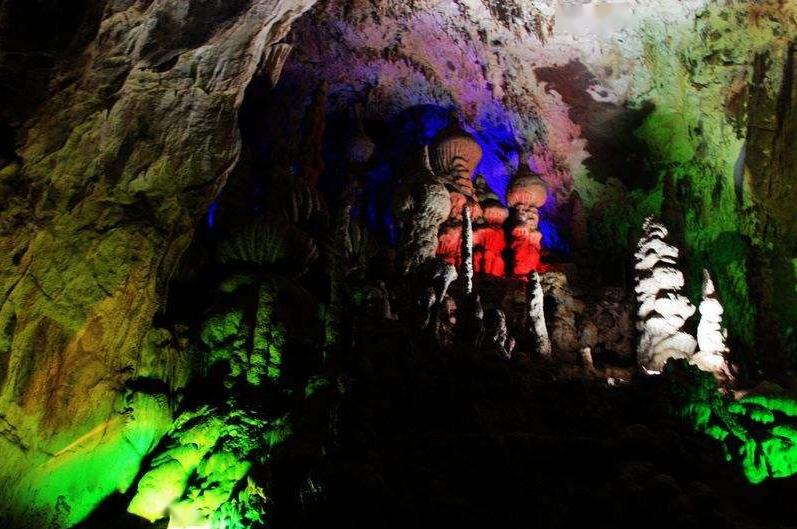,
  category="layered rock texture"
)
[693,269,733,380]
[0,0,315,526]
[634,218,697,372]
